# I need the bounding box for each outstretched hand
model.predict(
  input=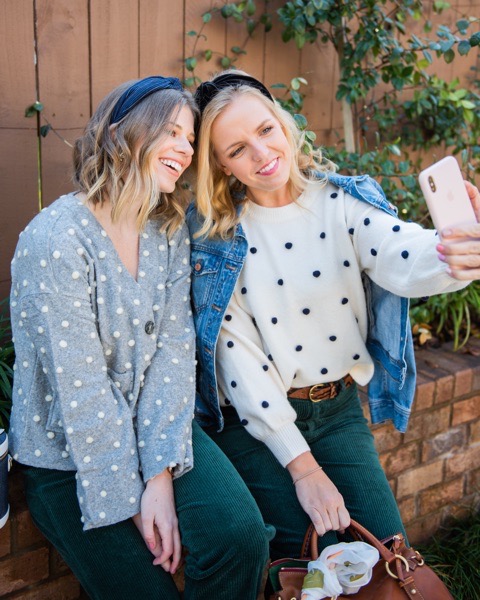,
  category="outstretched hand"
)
[437,181,480,280]
[133,469,182,573]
